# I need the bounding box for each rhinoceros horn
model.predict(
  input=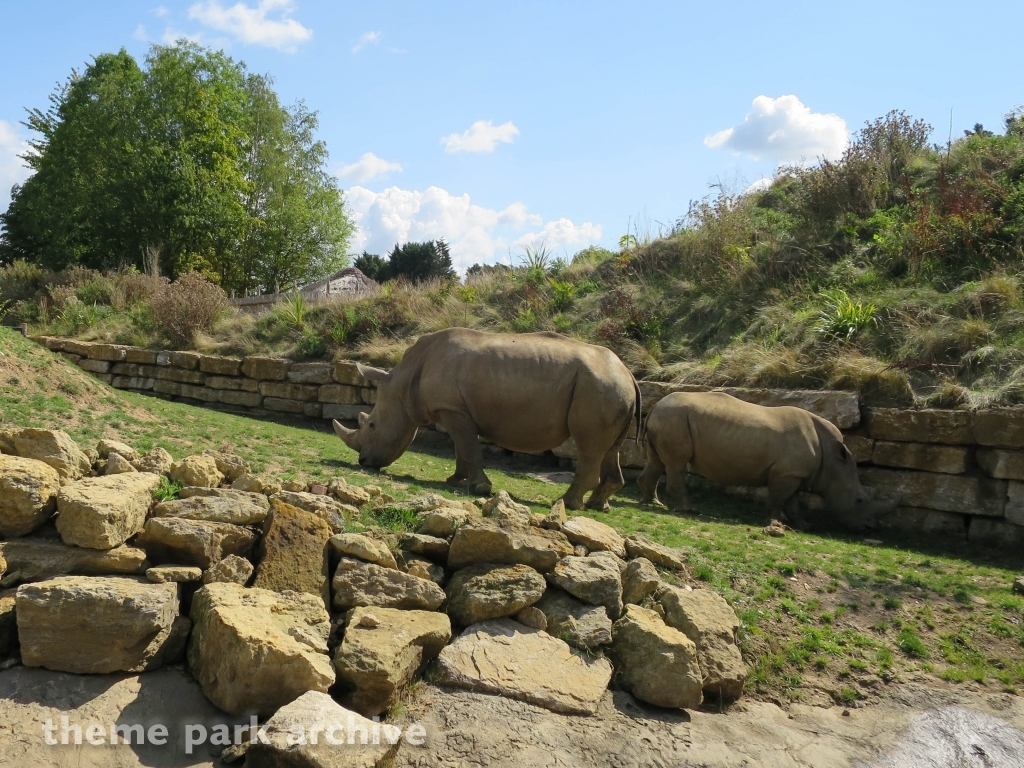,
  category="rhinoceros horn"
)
[333,419,361,450]
[356,363,388,383]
